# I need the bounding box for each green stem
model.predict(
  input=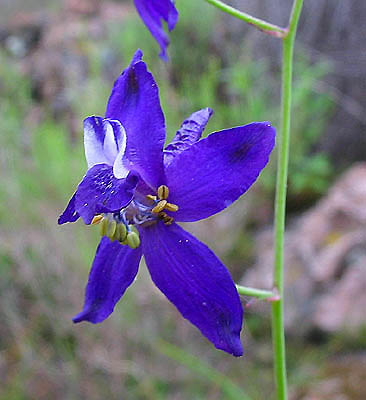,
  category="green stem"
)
[203,0,287,37]
[203,0,303,397]
[236,285,276,300]
[272,1,303,399]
